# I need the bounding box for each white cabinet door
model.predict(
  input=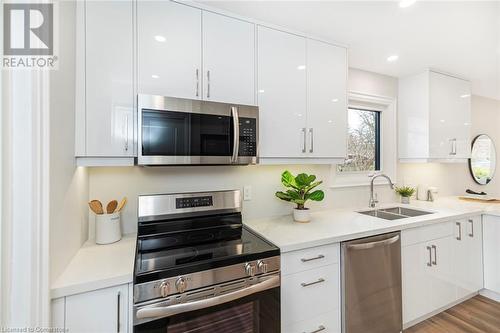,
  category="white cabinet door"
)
[257,26,307,158]
[428,237,456,310]
[137,1,201,99]
[483,215,500,293]
[203,12,255,105]
[306,39,347,159]
[454,217,483,299]
[66,284,129,333]
[429,71,471,159]
[402,243,433,324]
[85,0,134,157]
